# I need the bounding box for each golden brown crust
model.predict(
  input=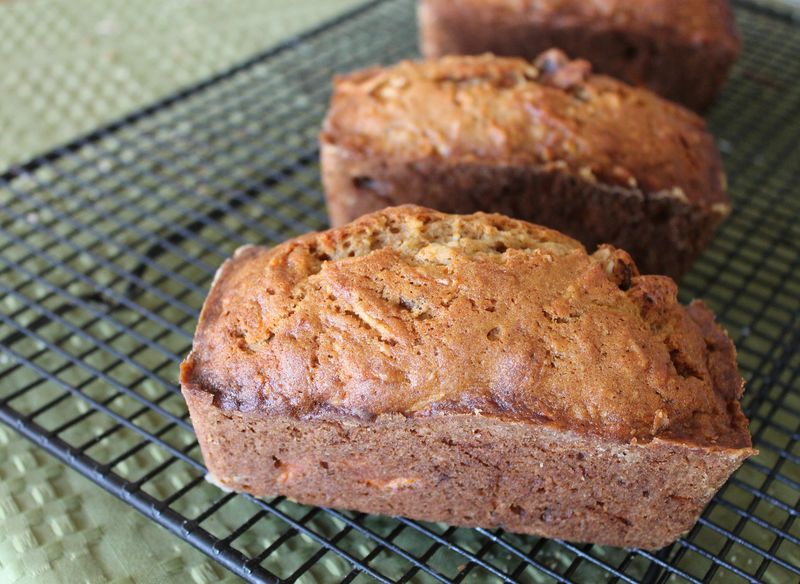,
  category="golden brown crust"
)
[321,52,729,208]
[182,206,751,450]
[320,51,730,277]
